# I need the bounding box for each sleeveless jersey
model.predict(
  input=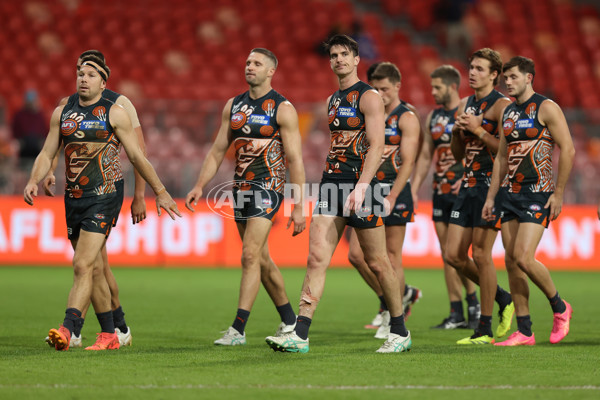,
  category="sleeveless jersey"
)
[60,95,123,198]
[462,89,506,188]
[376,103,410,183]
[501,93,555,194]
[230,89,287,194]
[324,81,373,181]
[67,88,120,105]
[430,106,464,195]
